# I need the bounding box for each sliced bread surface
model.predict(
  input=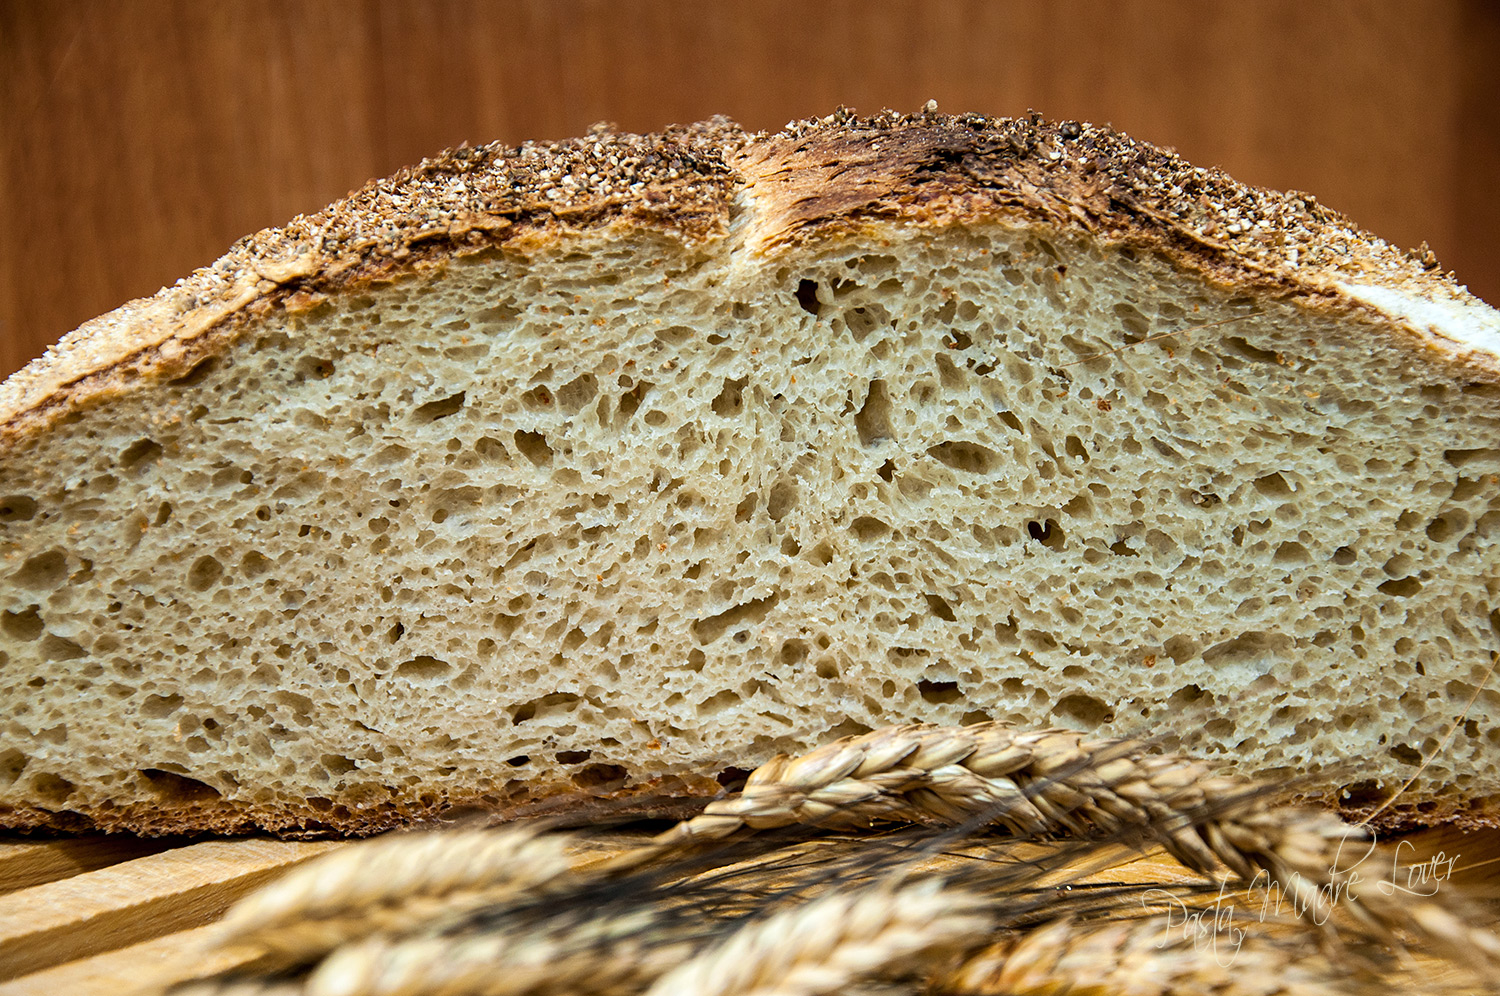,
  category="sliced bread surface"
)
[2,110,1498,836]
